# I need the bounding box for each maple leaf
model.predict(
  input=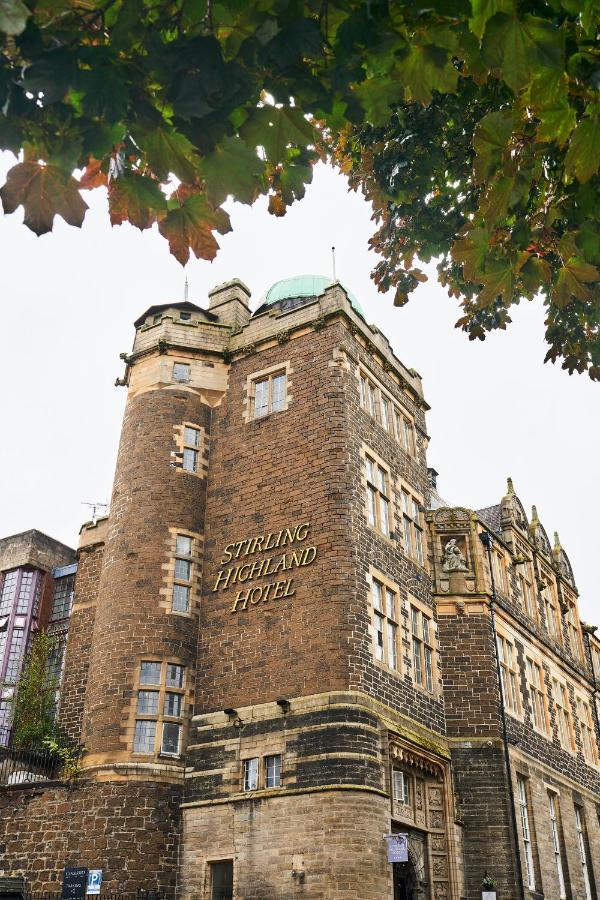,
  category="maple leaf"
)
[201,136,266,206]
[268,193,287,217]
[108,173,167,230]
[472,110,514,183]
[158,194,231,266]
[240,107,315,164]
[551,259,600,308]
[452,227,490,281]
[0,162,87,235]
[137,127,201,184]
[79,158,108,190]
[564,109,600,184]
